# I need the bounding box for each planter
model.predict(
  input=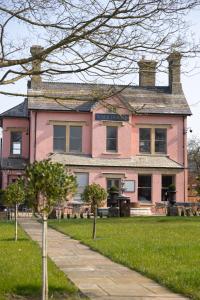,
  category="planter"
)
[168,190,176,206]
